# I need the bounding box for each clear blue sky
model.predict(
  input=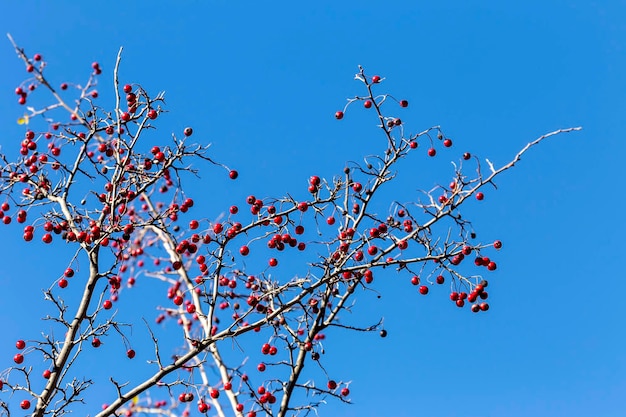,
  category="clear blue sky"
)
[1,2,625,417]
